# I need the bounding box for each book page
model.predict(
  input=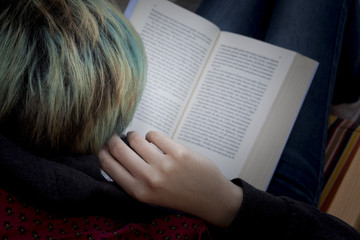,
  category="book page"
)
[174,32,296,180]
[125,0,220,137]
